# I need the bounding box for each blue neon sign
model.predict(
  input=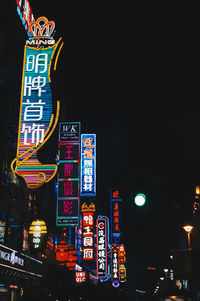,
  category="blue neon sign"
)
[80,134,96,196]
